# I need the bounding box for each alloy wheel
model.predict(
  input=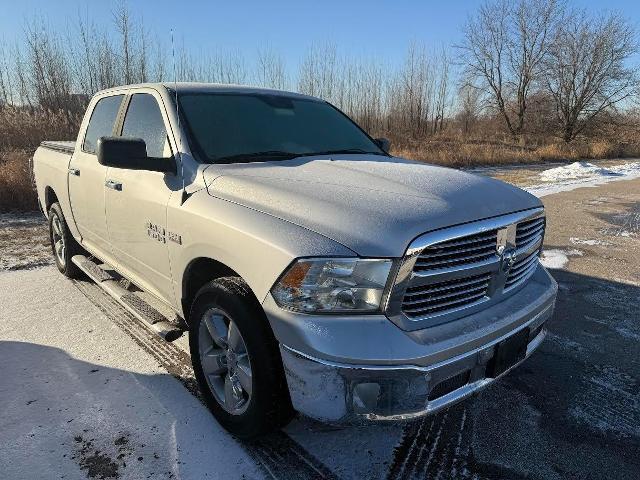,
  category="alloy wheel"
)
[51,213,66,267]
[198,307,253,415]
